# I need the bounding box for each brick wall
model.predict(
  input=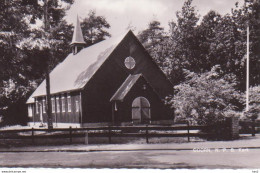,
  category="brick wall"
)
[229,117,240,139]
